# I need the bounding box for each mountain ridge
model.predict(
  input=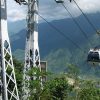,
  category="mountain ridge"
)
[9,13,100,75]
